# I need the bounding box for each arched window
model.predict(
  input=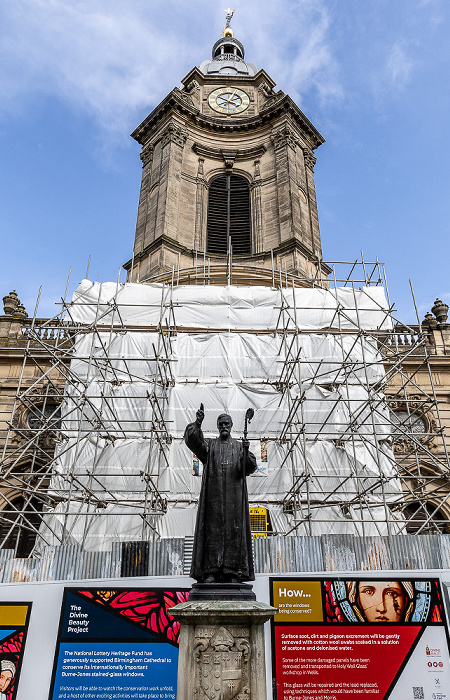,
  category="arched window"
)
[207,174,251,255]
[403,501,449,534]
[0,496,43,558]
